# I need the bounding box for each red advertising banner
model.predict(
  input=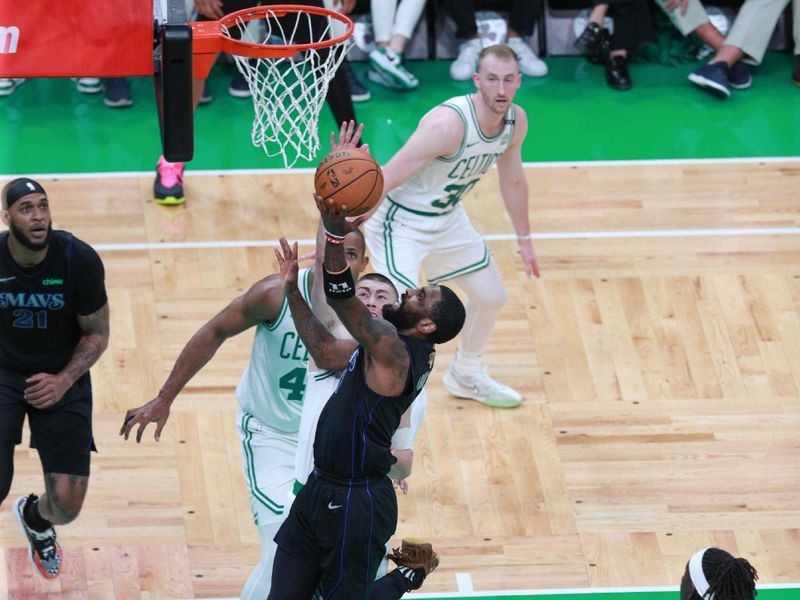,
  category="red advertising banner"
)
[0,1,155,77]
